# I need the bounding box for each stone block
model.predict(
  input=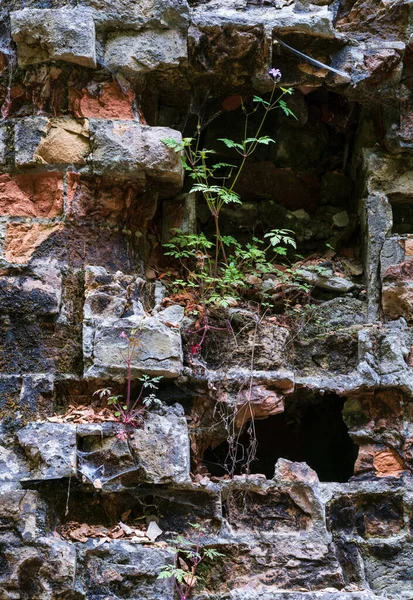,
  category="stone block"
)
[0,423,29,485]
[78,0,189,30]
[0,172,63,218]
[66,172,157,225]
[0,490,41,541]
[104,29,188,77]
[77,404,190,485]
[5,223,64,264]
[17,422,77,481]
[11,7,96,68]
[382,280,413,322]
[274,458,319,484]
[382,260,413,322]
[83,541,173,599]
[14,116,48,167]
[84,316,183,379]
[0,271,61,315]
[34,118,90,165]
[88,119,184,192]
[83,266,183,379]
[20,375,55,416]
[15,117,89,167]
